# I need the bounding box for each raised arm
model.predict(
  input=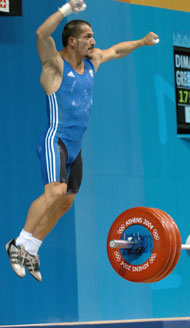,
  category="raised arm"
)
[36,0,86,94]
[36,11,64,64]
[36,0,86,64]
[92,32,159,71]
